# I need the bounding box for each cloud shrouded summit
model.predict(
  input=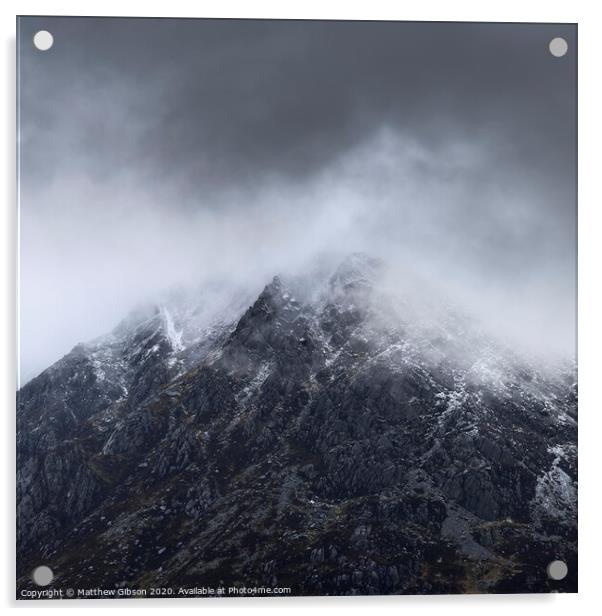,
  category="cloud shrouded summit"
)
[17,17,576,382]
